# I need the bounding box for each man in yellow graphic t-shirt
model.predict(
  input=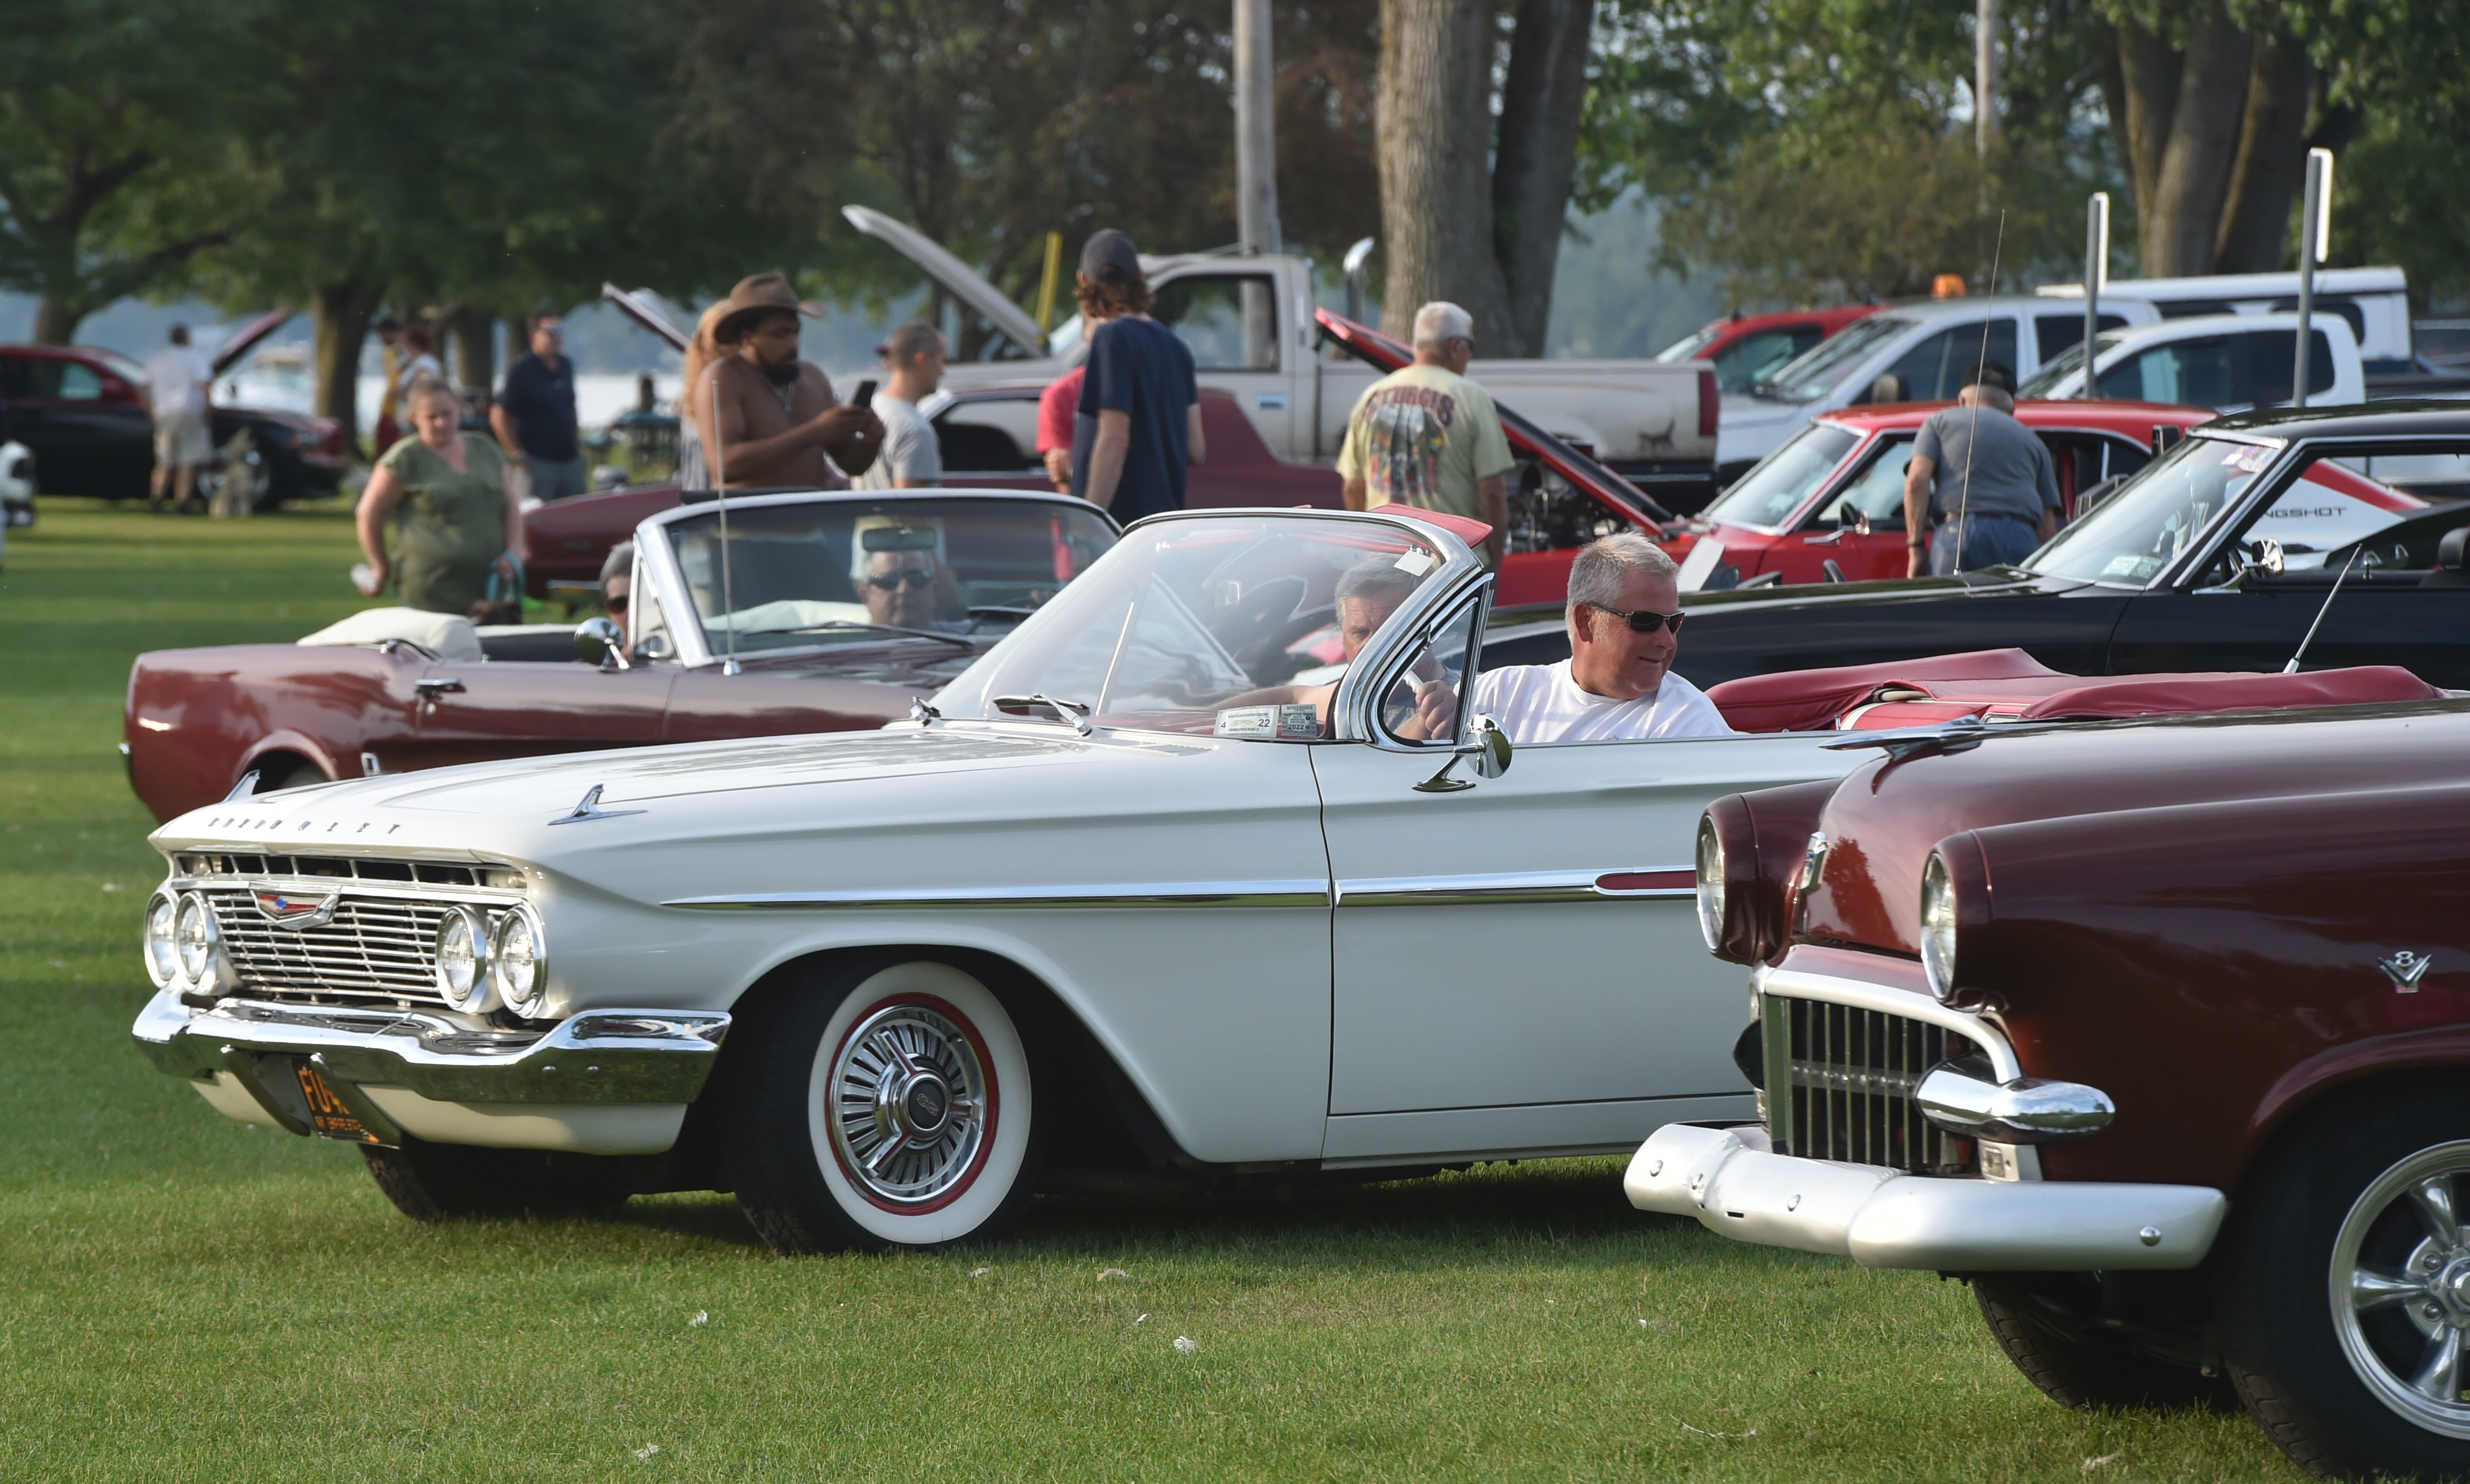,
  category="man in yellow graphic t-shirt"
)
[1336,301,1515,566]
